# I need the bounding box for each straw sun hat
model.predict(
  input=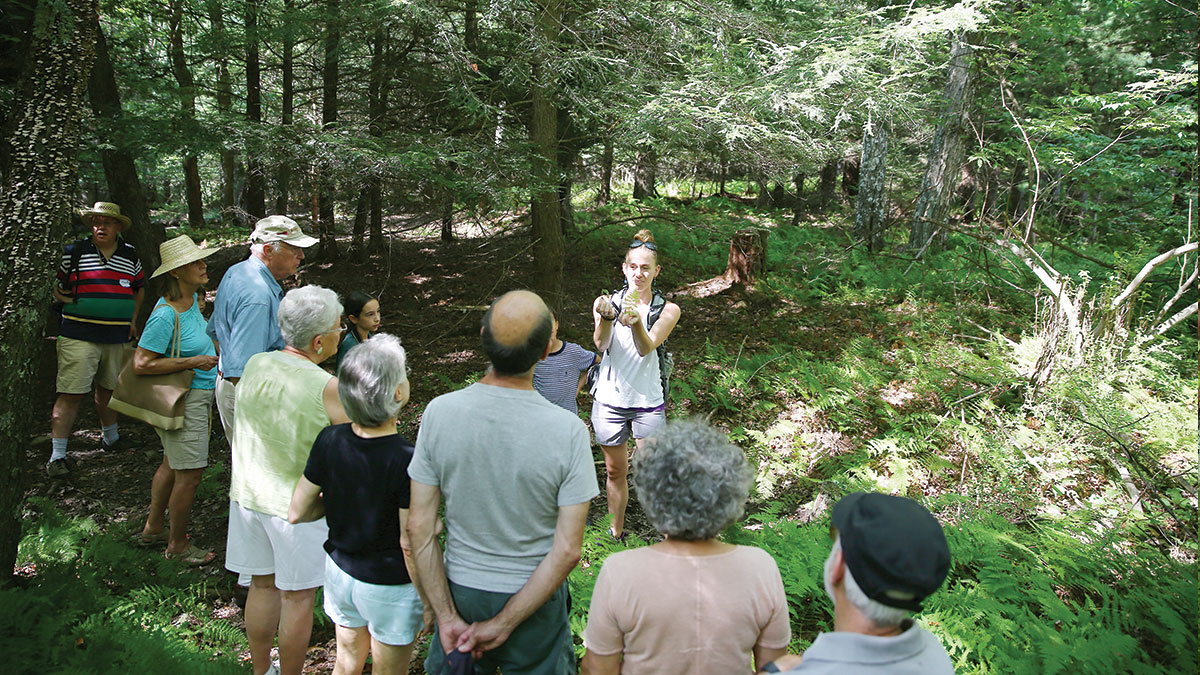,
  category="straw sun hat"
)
[151,235,216,279]
[80,202,132,229]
